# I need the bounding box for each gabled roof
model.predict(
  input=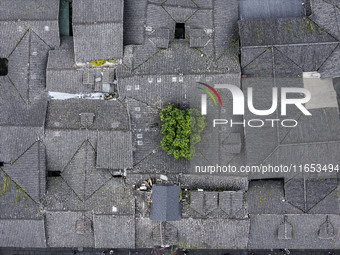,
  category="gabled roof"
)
[61,140,112,201]
[122,0,240,71]
[0,85,48,127]
[239,17,338,47]
[242,77,340,167]
[150,184,181,221]
[96,131,133,170]
[46,211,94,247]
[189,191,246,218]
[248,180,303,214]
[136,217,250,248]
[285,176,338,213]
[2,141,46,202]
[123,0,147,46]
[72,0,123,24]
[0,0,60,50]
[44,128,133,172]
[72,0,123,62]
[248,214,340,249]
[0,126,43,163]
[44,129,98,171]
[46,49,87,94]
[0,219,46,248]
[0,0,59,21]
[0,170,41,219]
[128,40,240,75]
[46,99,130,131]
[239,0,305,20]
[318,44,340,78]
[93,215,135,248]
[310,0,340,40]
[73,23,123,62]
[6,30,51,103]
